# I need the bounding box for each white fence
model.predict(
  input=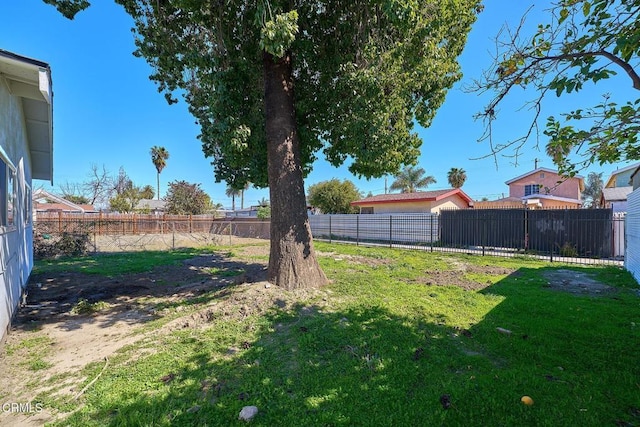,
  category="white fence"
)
[309,213,439,244]
[625,190,640,282]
